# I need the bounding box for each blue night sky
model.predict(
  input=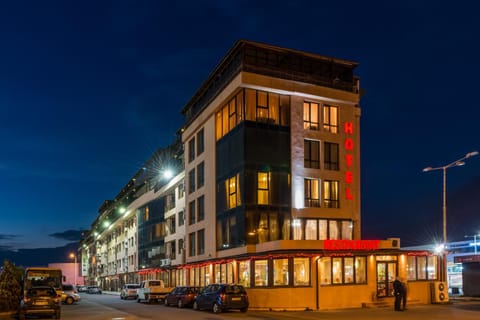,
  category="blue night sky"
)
[1,1,479,255]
